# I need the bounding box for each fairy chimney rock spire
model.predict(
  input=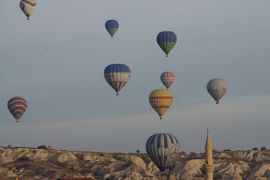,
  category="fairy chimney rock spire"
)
[205,129,213,180]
